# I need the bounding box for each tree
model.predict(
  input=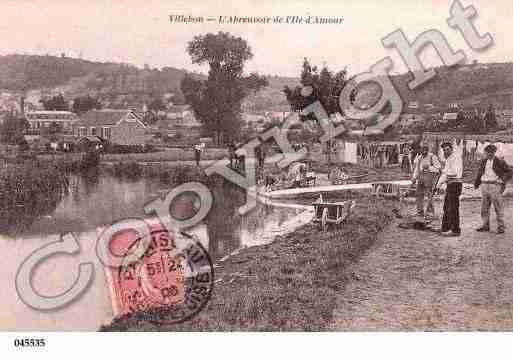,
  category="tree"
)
[0,113,29,145]
[72,95,102,114]
[180,32,268,144]
[283,58,348,122]
[170,92,186,105]
[147,97,166,114]
[40,94,69,111]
